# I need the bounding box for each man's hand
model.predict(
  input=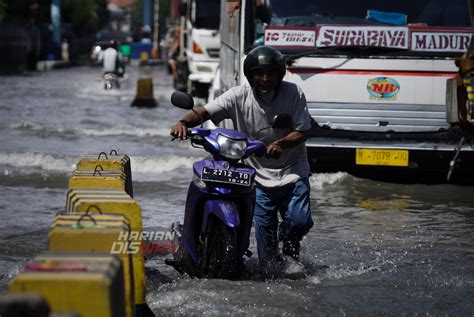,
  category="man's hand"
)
[170,121,189,140]
[264,131,307,158]
[266,142,282,159]
[170,107,210,140]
